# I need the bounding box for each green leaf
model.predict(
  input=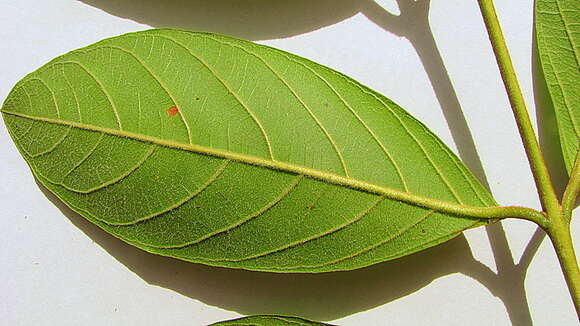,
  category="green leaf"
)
[2,29,498,273]
[209,315,333,326]
[535,0,580,173]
